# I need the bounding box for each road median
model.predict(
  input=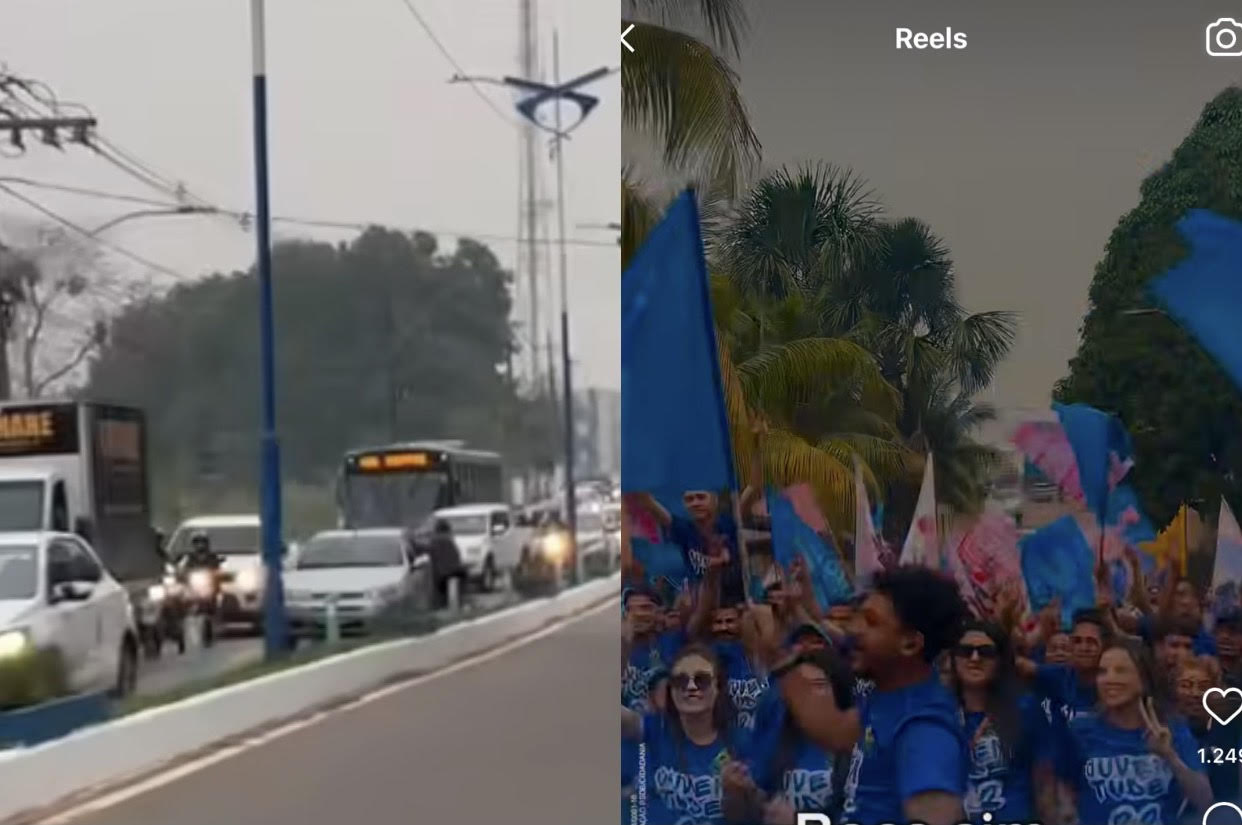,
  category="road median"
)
[0,574,619,824]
